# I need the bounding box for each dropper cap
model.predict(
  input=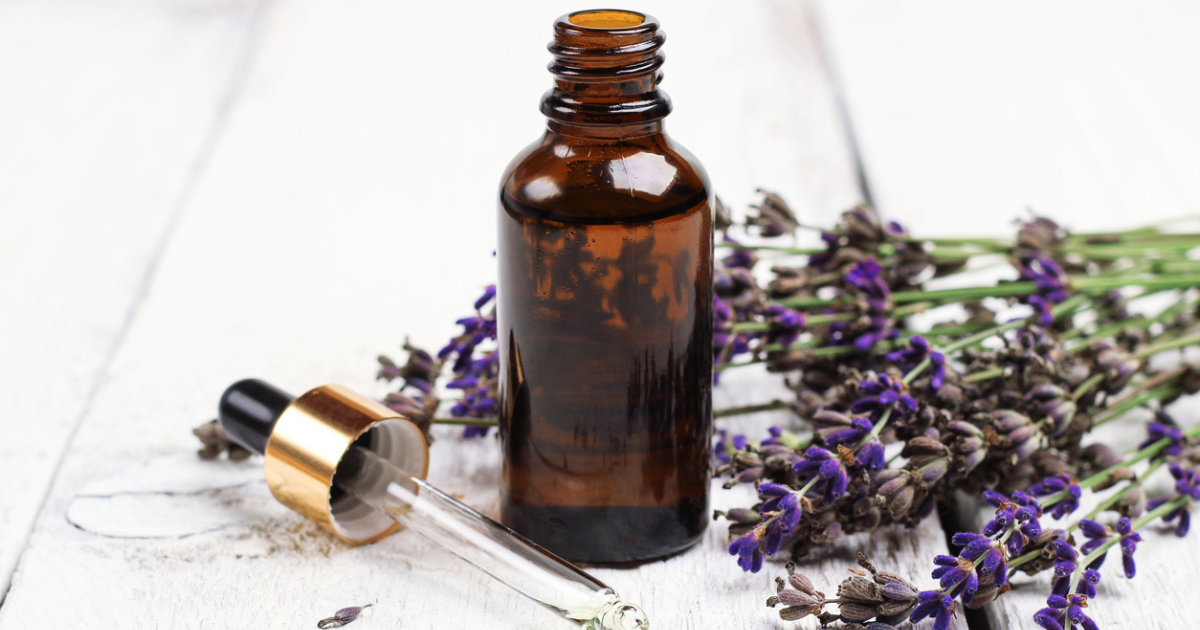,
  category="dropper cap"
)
[218,379,430,544]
